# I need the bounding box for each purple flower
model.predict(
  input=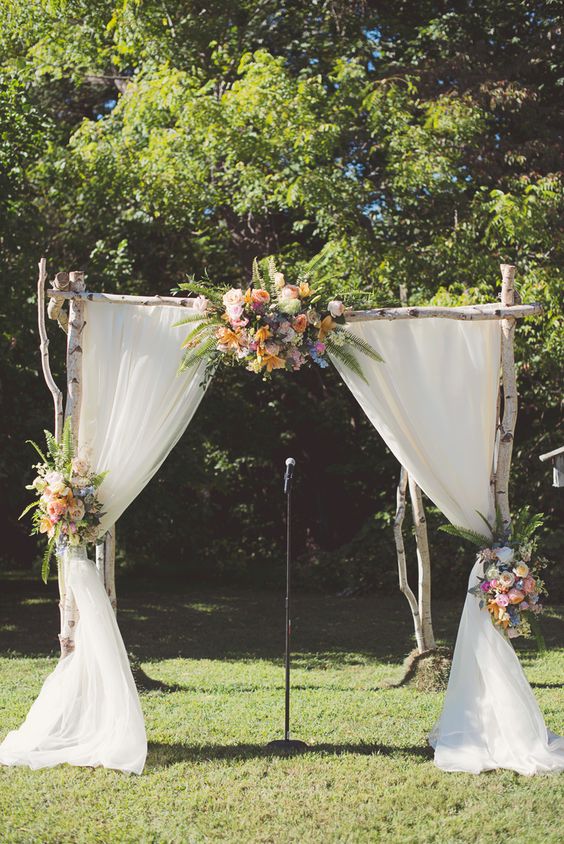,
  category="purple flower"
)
[480,581,490,592]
